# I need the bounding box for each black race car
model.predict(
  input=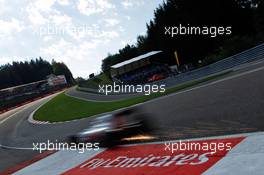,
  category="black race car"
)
[69,107,153,146]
